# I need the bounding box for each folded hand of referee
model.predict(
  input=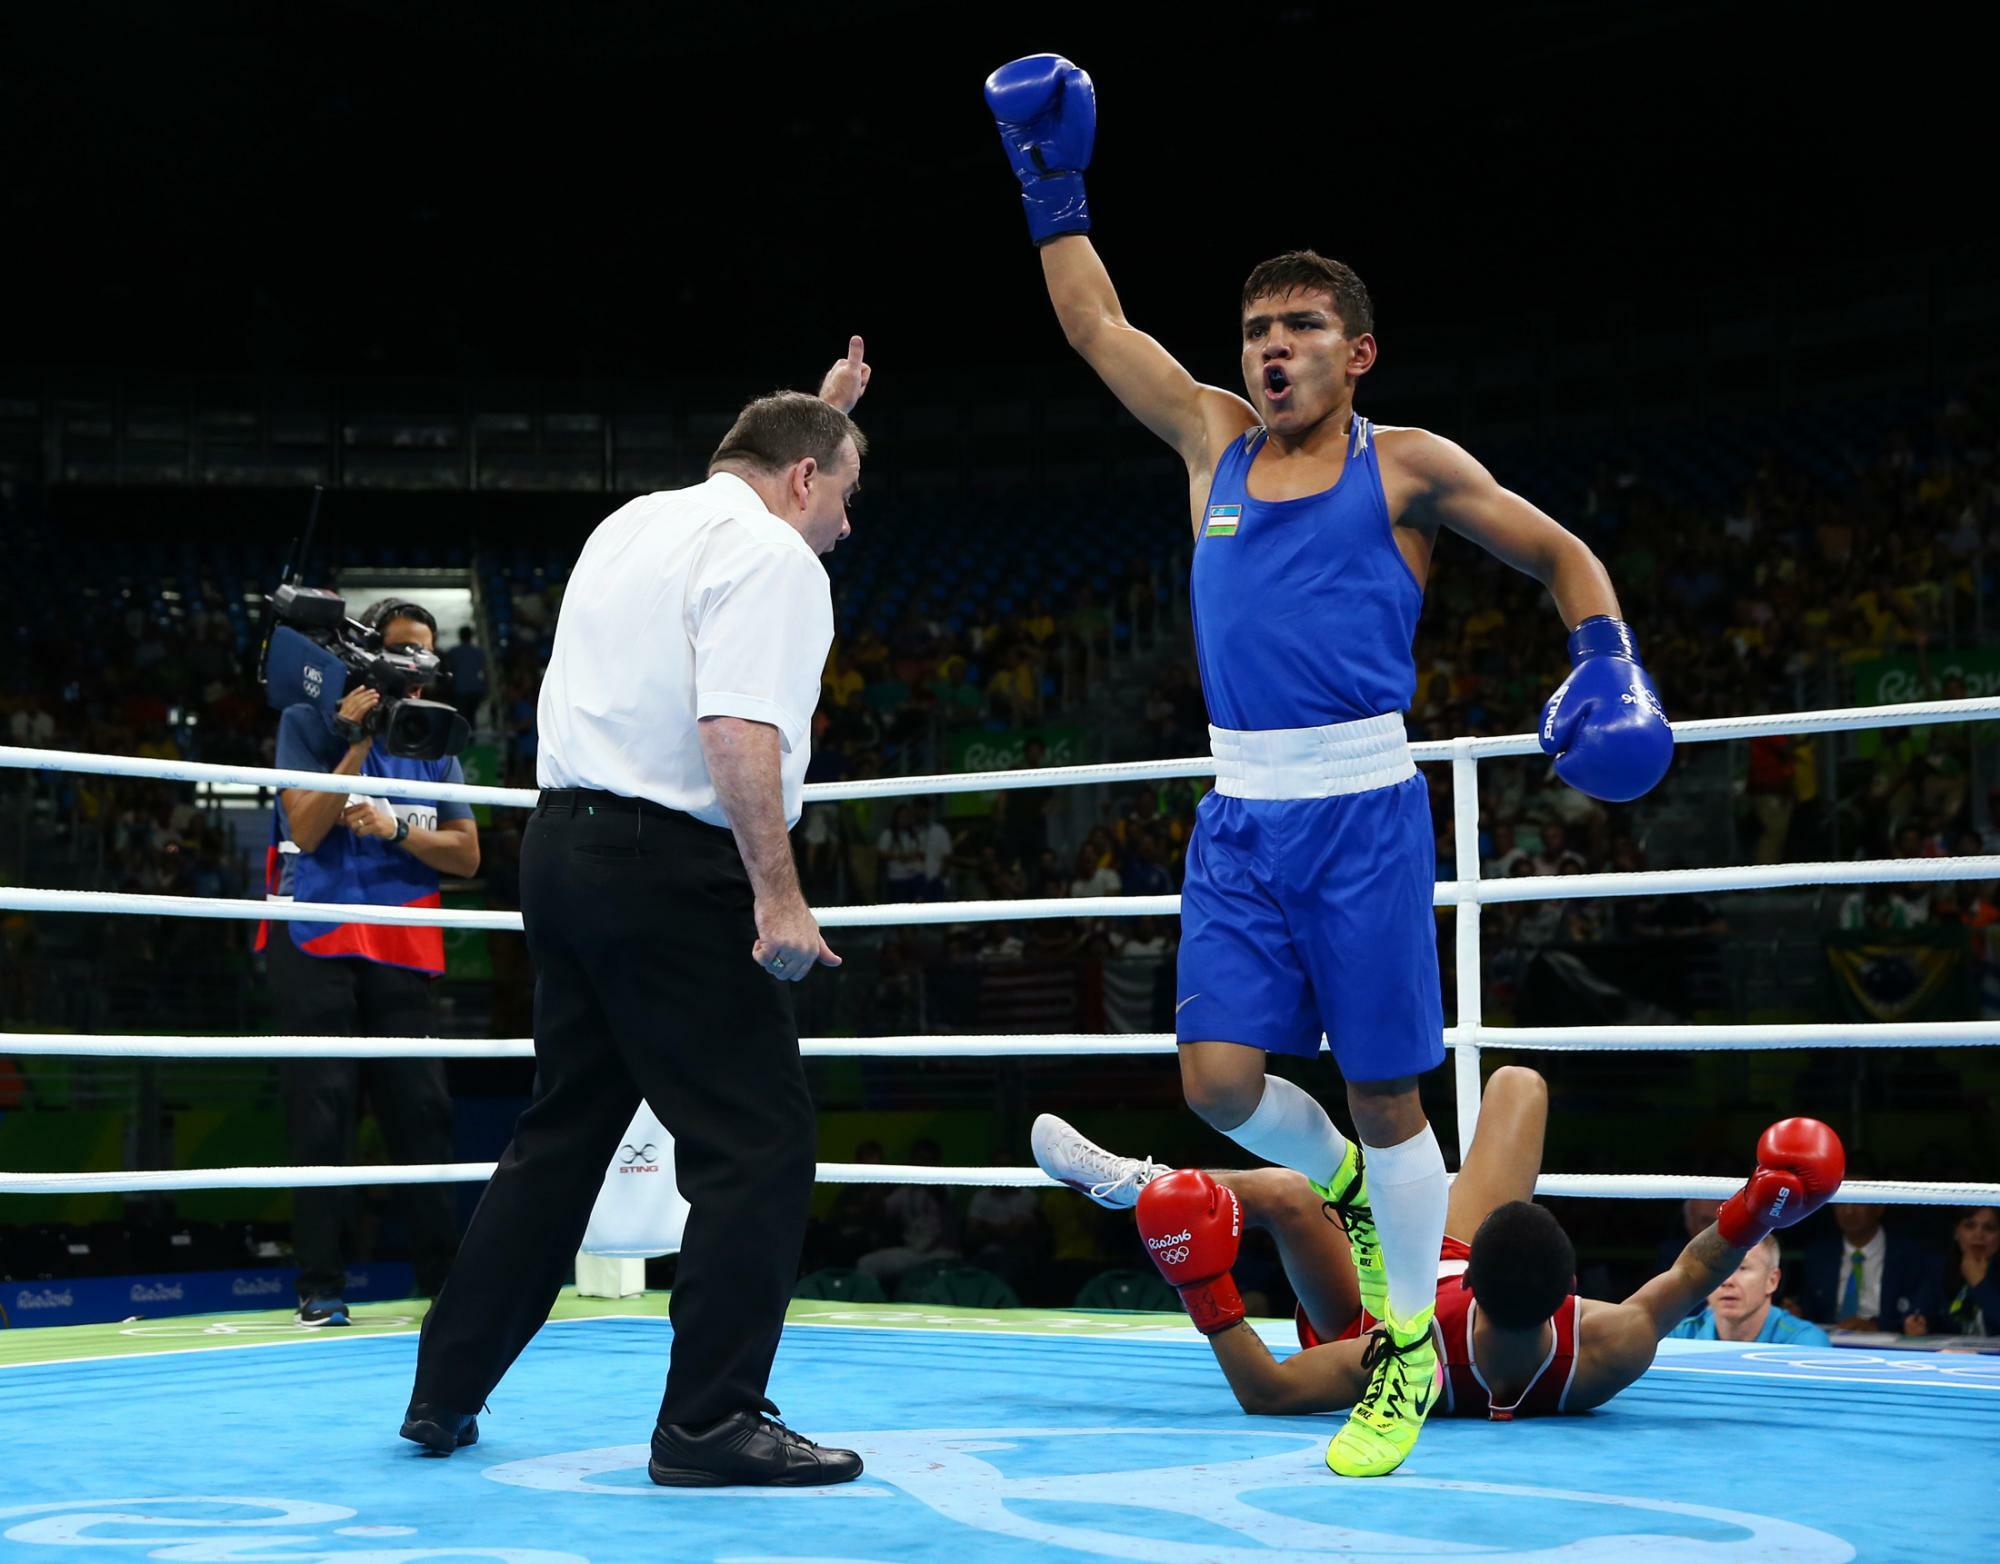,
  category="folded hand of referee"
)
[752,893,842,982]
